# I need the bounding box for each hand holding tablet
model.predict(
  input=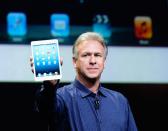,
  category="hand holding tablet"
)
[31,39,62,81]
